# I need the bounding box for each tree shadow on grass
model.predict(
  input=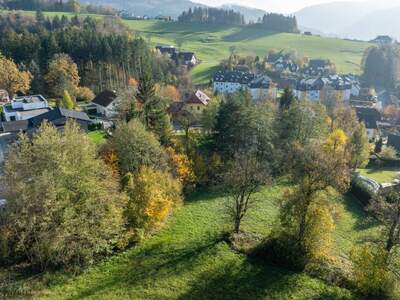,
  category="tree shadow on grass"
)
[222,25,278,43]
[65,237,224,300]
[176,256,356,300]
